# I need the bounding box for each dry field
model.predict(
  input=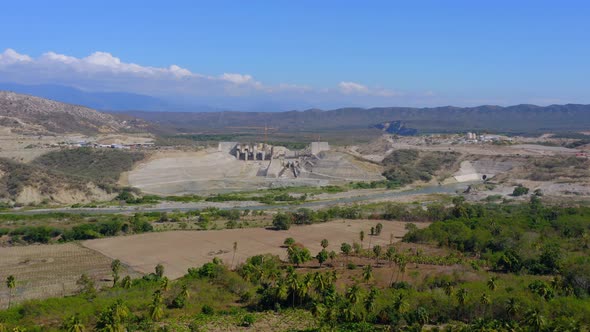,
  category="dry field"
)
[0,243,138,308]
[83,220,428,279]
